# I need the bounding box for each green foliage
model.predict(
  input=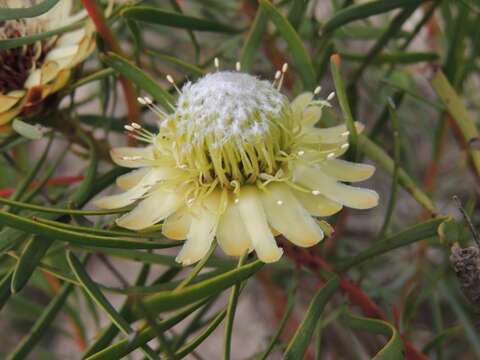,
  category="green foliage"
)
[1,0,479,359]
